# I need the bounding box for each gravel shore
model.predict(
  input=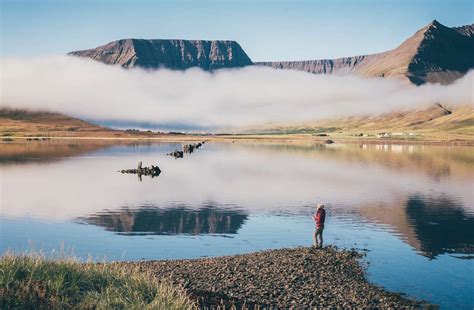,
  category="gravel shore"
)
[123,247,434,309]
